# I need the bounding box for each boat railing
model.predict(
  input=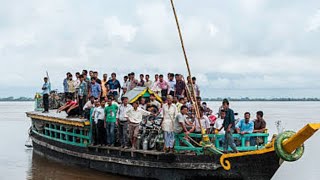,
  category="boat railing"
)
[175,132,269,154]
[32,120,90,147]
